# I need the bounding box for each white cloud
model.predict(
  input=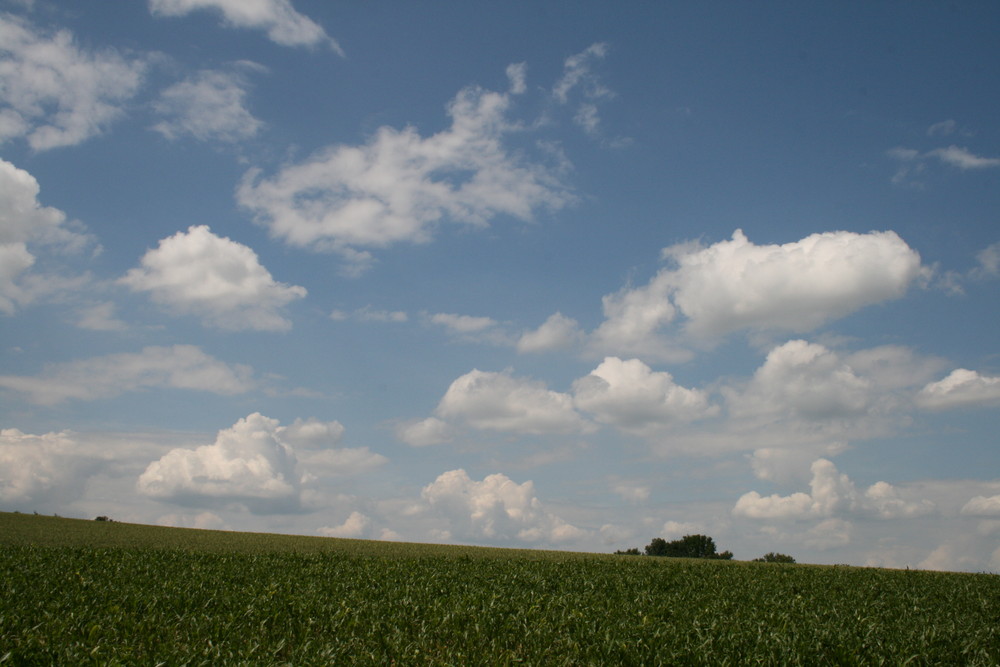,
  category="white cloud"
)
[572,357,716,436]
[734,458,933,521]
[435,369,593,435]
[137,413,300,513]
[506,62,526,95]
[0,428,95,509]
[0,344,255,404]
[395,417,455,447]
[961,495,1000,517]
[727,340,873,421]
[0,14,145,150]
[926,119,957,137]
[237,75,573,274]
[421,469,586,544]
[0,158,95,313]
[148,0,341,52]
[277,417,344,448]
[917,369,1000,410]
[591,229,923,354]
[318,511,371,538]
[804,518,852,550]
[888,143,1000,185]
[151,64,264,142]
[517,312,583,353]
[331,305,408,323]
[612,481,650,504]
[121,225,306,331]
[974,242,1000,277]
